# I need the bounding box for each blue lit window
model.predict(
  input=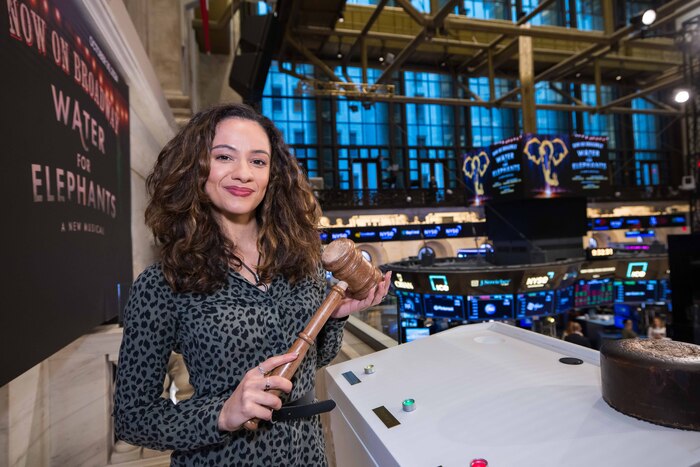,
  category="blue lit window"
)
[632,98,664,186]
[459,1,509,19]
[575,0,604,30]
[262,62,318,175]
[468,77,516,146]
[580,84,616,148]
[518,0,563,26]
[534,82,570,135]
